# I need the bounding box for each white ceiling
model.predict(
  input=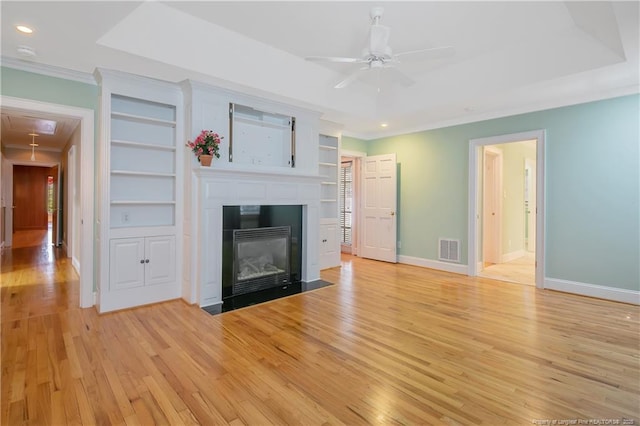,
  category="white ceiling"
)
[0,110,79,152]
[1,1,638,140]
